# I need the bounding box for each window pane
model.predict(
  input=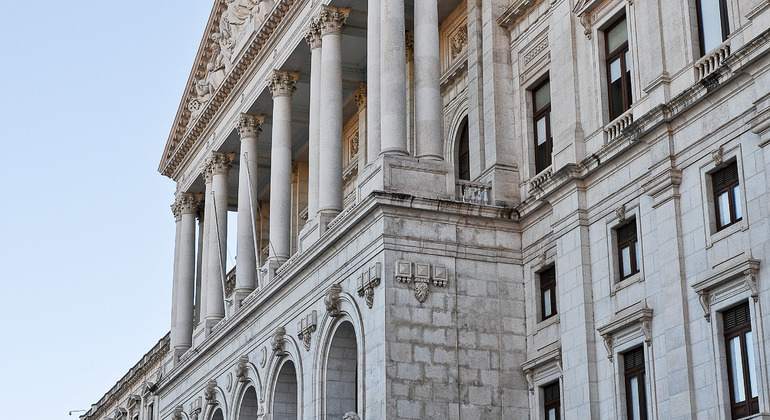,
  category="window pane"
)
[625,51,633,103]
[536,117,548,145]
[607,18,628,53]
[544,289,552,317]
[634,241,639,271]
[629,376,641,420]
[746,331,758,398]
[534,81,551,111]
[718,191,731,227]
[622,246,632,277]
[699,0,725,53]
[734,185,742,220]
[610,58,622,82]
[730,336,747,403]
[547,408,556,420]
[609,58,624,119]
